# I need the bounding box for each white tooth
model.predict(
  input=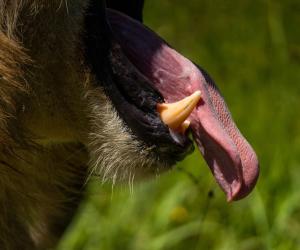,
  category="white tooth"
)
[179,120,191,134]
[157,91,201,130]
